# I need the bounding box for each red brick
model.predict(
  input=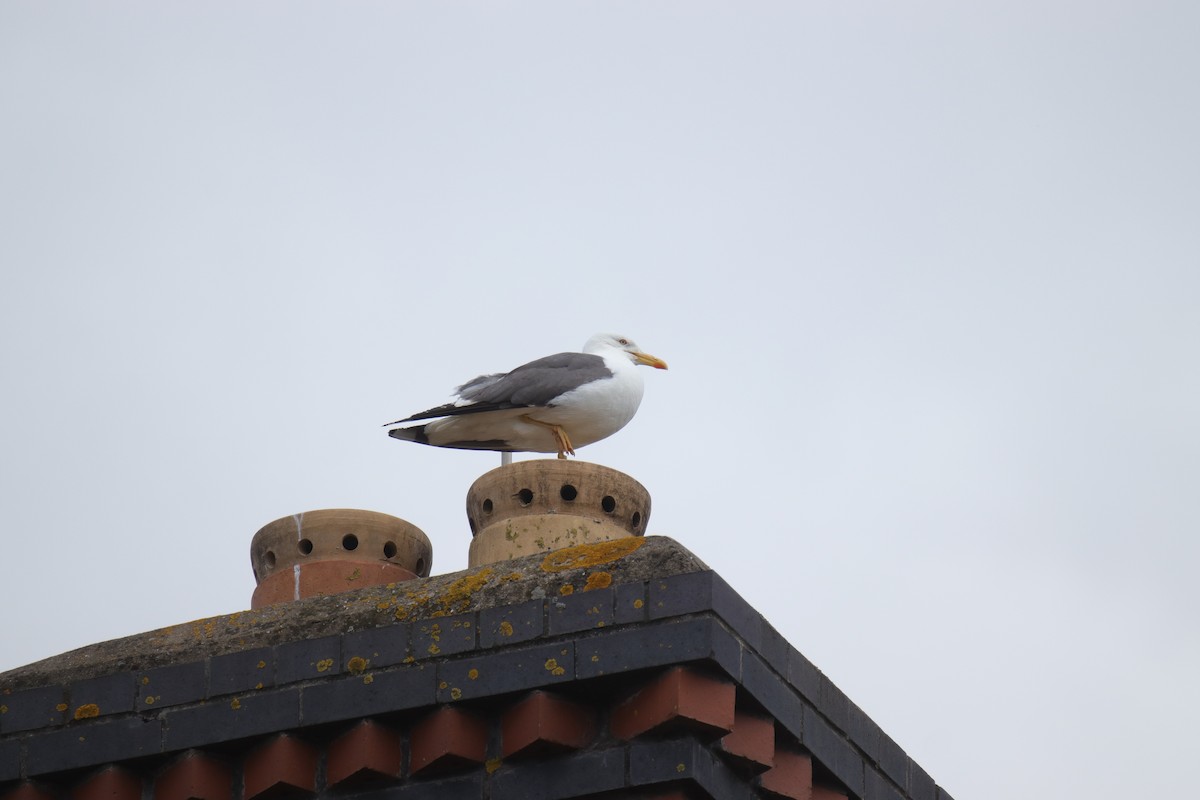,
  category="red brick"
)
[2,783,57,800]
[251,561,418,609]
[717,709,775,773]
[812,786,848,800]
[154,751,232,800]
[757,748,813,800]
[72,766,142,800]
[243,734,317,800]
[611,666,735,740]
[408,706,487,777]
[501,691,597,759]
[326,720,403,788]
